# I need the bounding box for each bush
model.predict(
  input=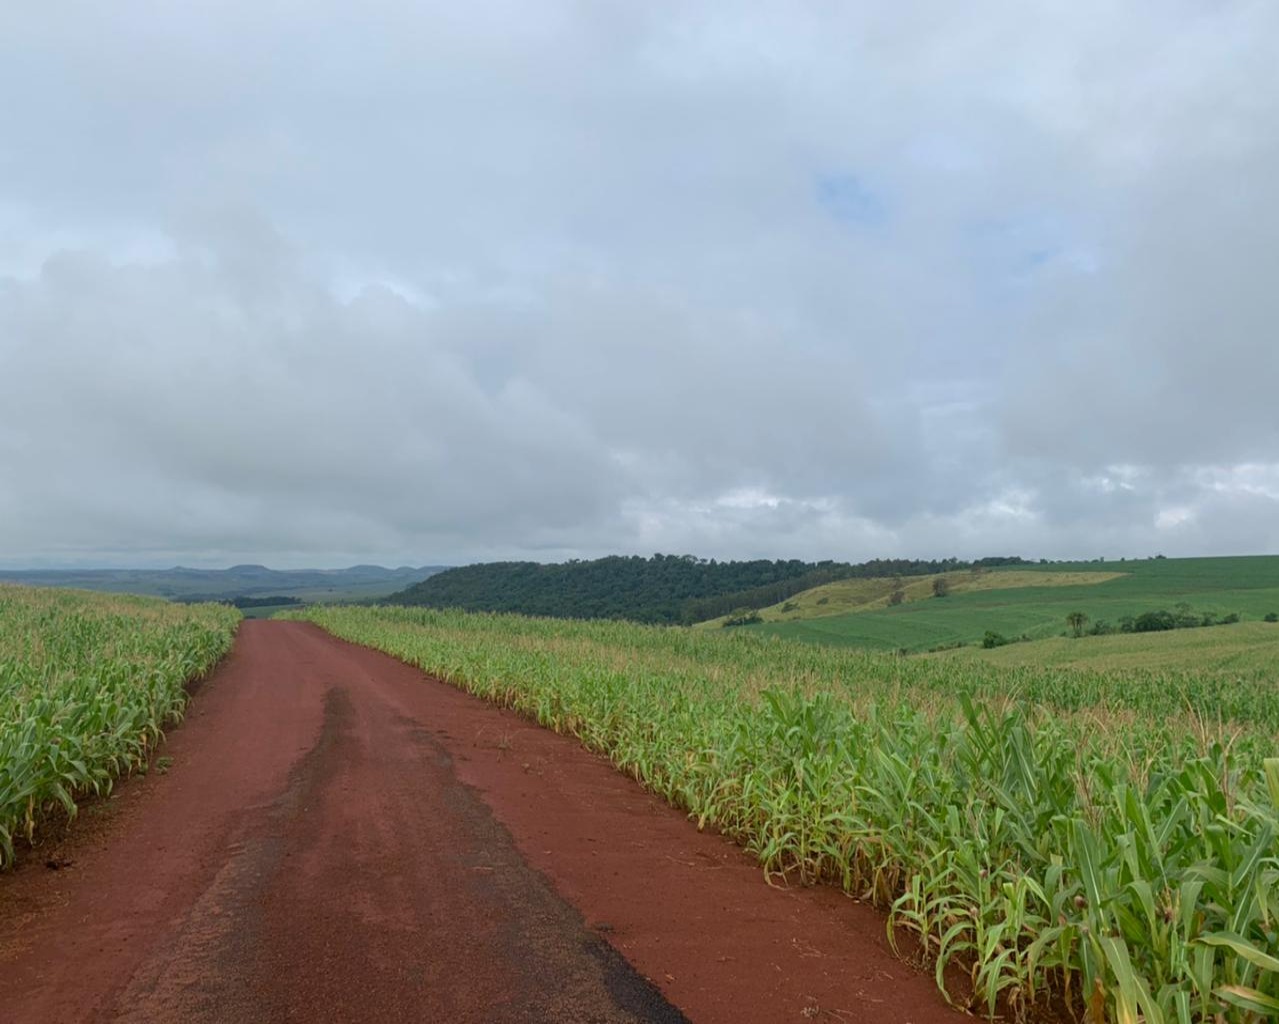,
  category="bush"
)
[1173,603,1201,629]
[1108,607,1242,635]
[780,601,799,613]
[888,589,906,606]
[982,630,1010,649]
[1133,610,1177,633]
[722,610,763,628]
[932,577,950,598]
[1265,612,1278,623]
